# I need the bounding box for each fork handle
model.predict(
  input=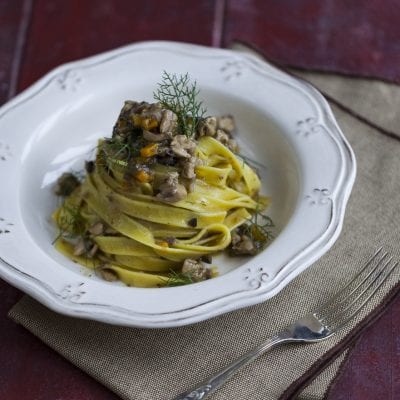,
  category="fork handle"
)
[173,334,291,400]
